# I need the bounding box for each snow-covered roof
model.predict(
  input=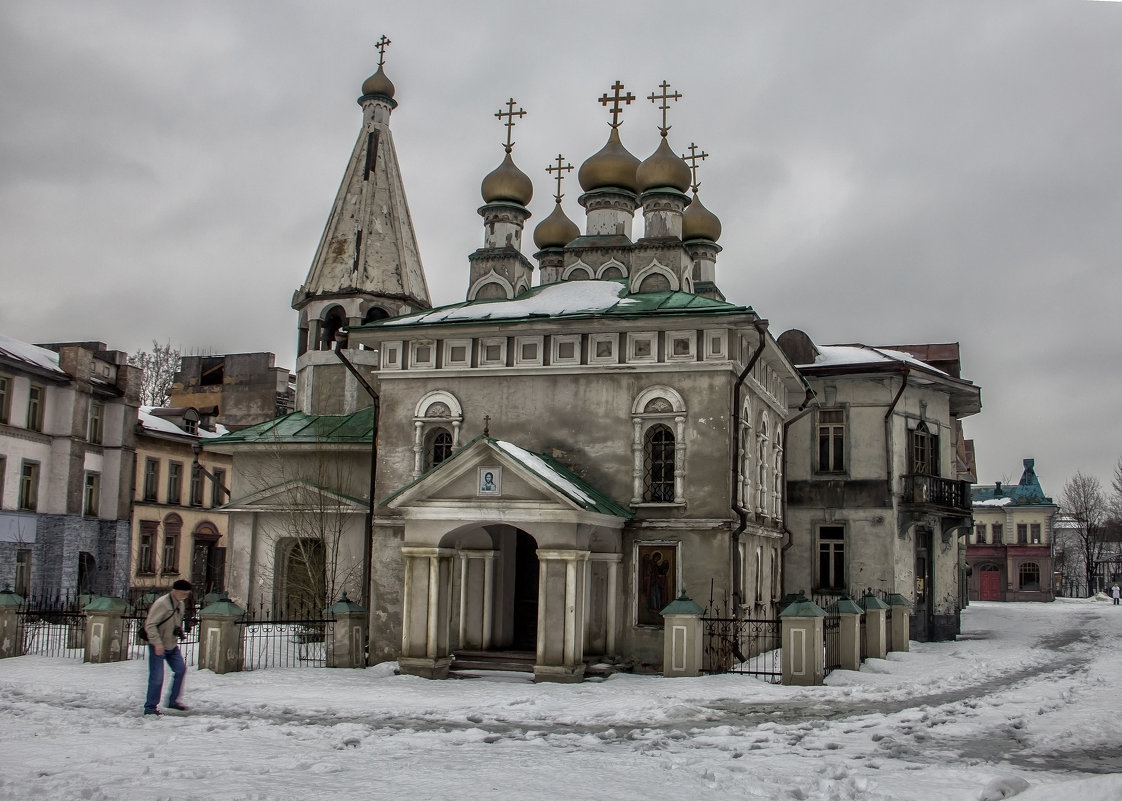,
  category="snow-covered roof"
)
[0,332,65,375]
[138,406,227,439]
[494,440,598,508]
[974,497,1013,507]
[804,345,949,375]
